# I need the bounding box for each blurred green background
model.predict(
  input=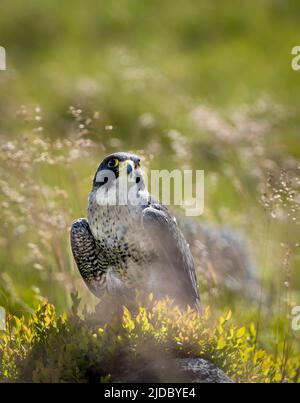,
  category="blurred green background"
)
[0,0,299,355]
[1,0,300,145]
